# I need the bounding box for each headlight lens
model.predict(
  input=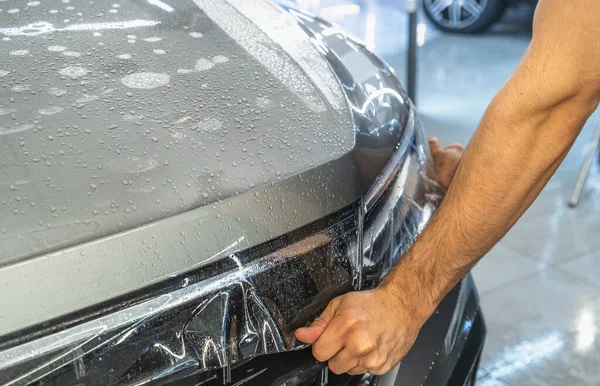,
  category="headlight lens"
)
[359,111,442,289]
